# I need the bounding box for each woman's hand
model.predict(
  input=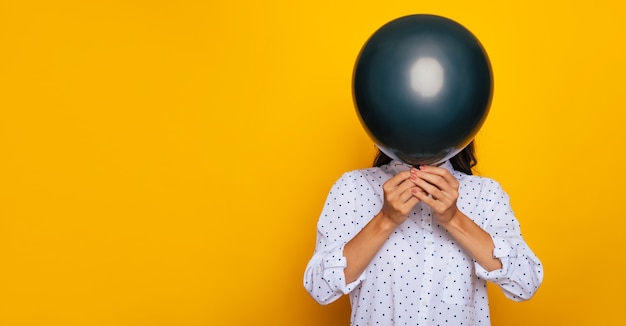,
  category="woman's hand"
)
[410,165,504,272]
[409,165,460,225]
[343,170,423,283]
[380,170,423,226]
